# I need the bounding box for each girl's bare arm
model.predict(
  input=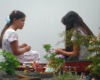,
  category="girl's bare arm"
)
[55,43,79,56]
[11,41,31,55]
